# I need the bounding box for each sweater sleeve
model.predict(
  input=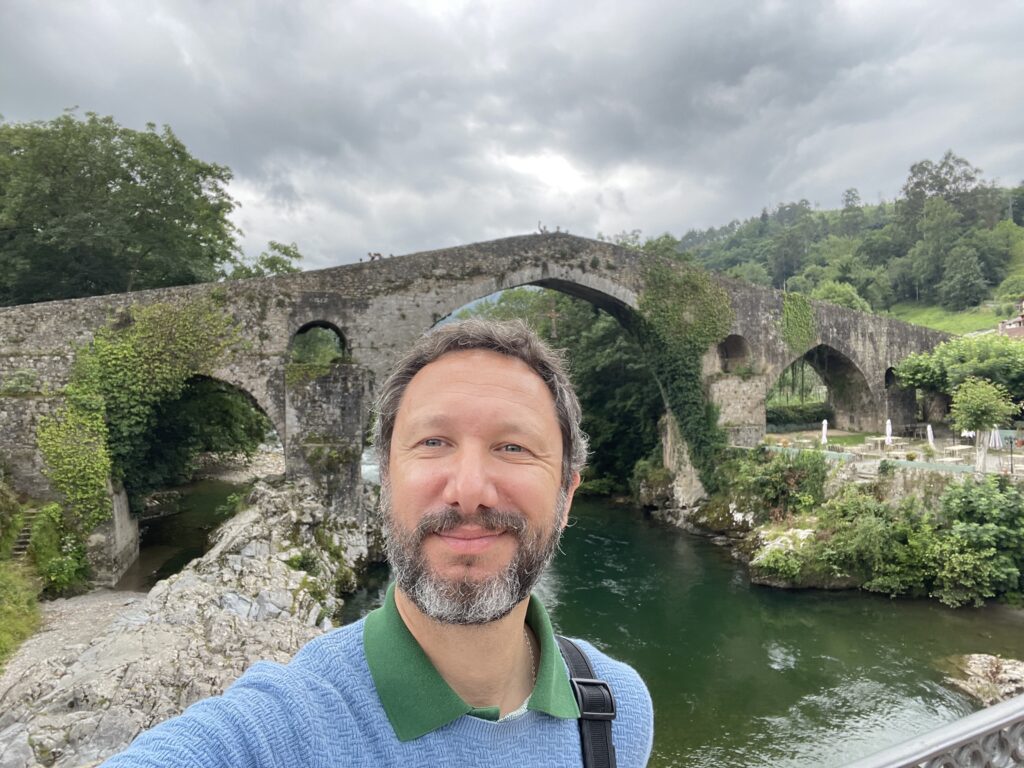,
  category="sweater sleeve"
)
[99,661,324,768]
